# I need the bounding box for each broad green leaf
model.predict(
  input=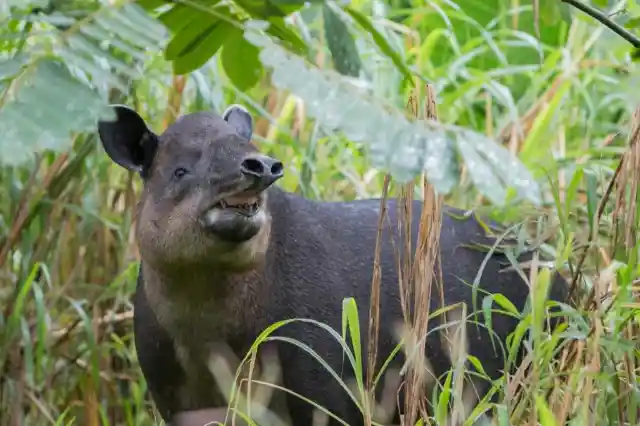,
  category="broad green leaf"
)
[0,53,28,80]
[265,17,308,55]
[221,30,263,90]
[158,4,195,32]
[456,130,541,206]
[344,6,413,81]
[0,3,165,167]
[164,12,221,61]
[244,26,539,204]
[264,0,308,15]
[157,0,220,32]
[136,0,166,10]
[0,59,112,166]
[322,4,362,77]
[173,19,234,74]
[233,0,294,18]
